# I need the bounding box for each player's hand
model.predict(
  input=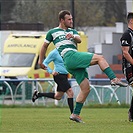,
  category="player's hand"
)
[52,71,59,76]
[39,63,47,70]
[66,33,74,40]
